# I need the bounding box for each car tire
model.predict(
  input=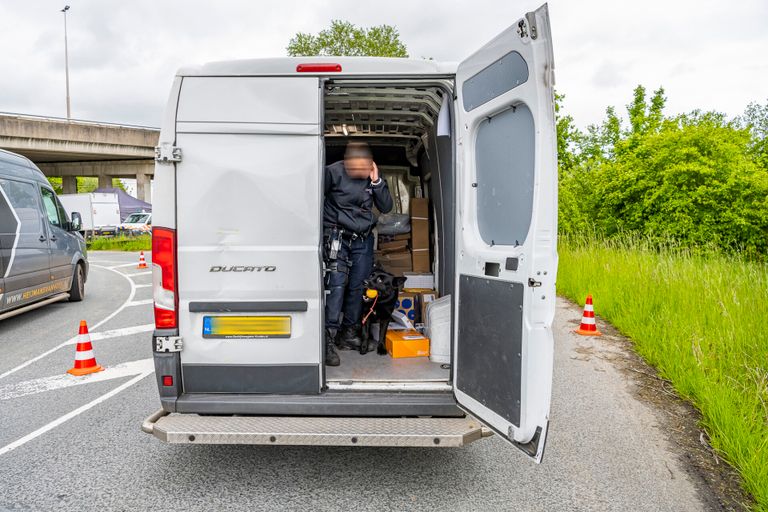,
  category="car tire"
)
[69,263,85,302]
